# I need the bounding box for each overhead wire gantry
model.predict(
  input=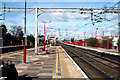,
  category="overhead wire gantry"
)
[0,1,120,63]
